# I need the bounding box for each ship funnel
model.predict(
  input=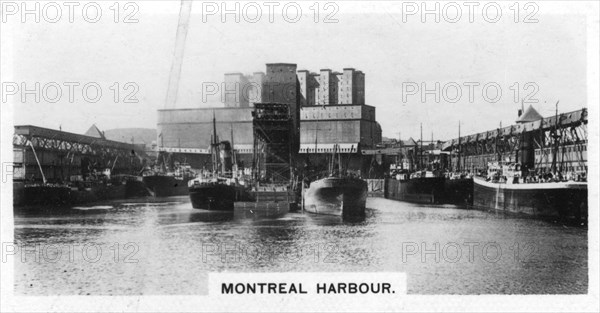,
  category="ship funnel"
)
[219,141,233,176]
